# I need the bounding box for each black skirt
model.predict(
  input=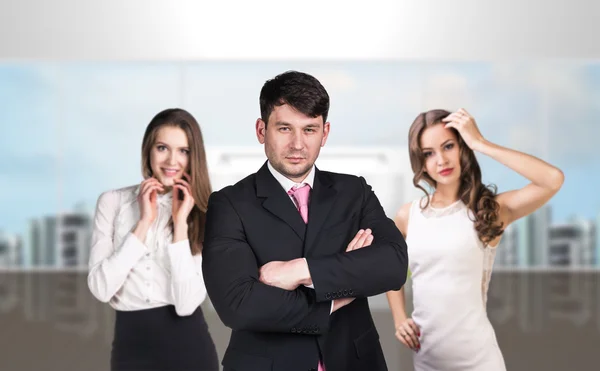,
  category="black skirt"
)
[111,305,219,371]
